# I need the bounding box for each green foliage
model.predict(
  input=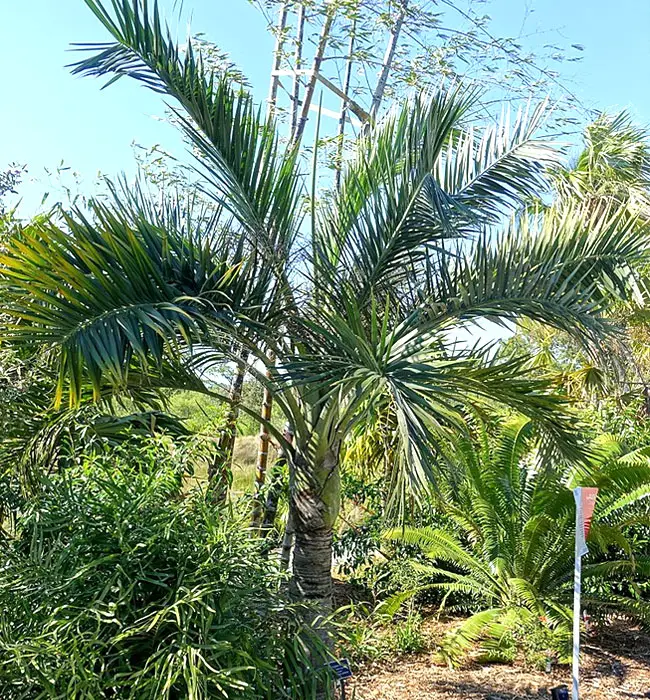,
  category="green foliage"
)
[165,379,285,438]
[0,164,25,216]
[551,111,650,216]
[4,0,650,622]
[501,111,650,409]
[509,614,572,669]
[166,390,228,433]
[0,345,194,540]
[0,443,332,699]
[391,610,427,656]
[333,469,385,578]
[335,605,389,665]
[334,604,427,666]
[383,417,650,664]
